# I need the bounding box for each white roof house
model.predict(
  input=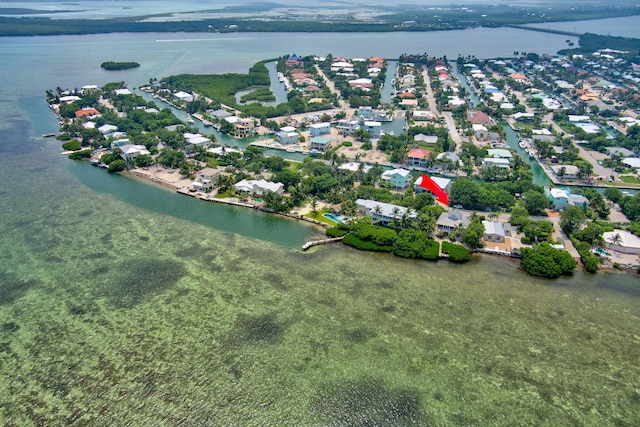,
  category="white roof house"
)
[114,88,132,96]
[603,230,640,255]
[414,134,438,144]
[59,95,81,104]
[622,158,640,169]
[234,179,284,195]
[119,144,150,160]
[575,123,601,134]
[184,132,211,147]
[482,158,511,169]
[98,124,118,134]
[568,115,591,122]
[174,91,194,103]
[482,220,506,242]
[338,162,372,174]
